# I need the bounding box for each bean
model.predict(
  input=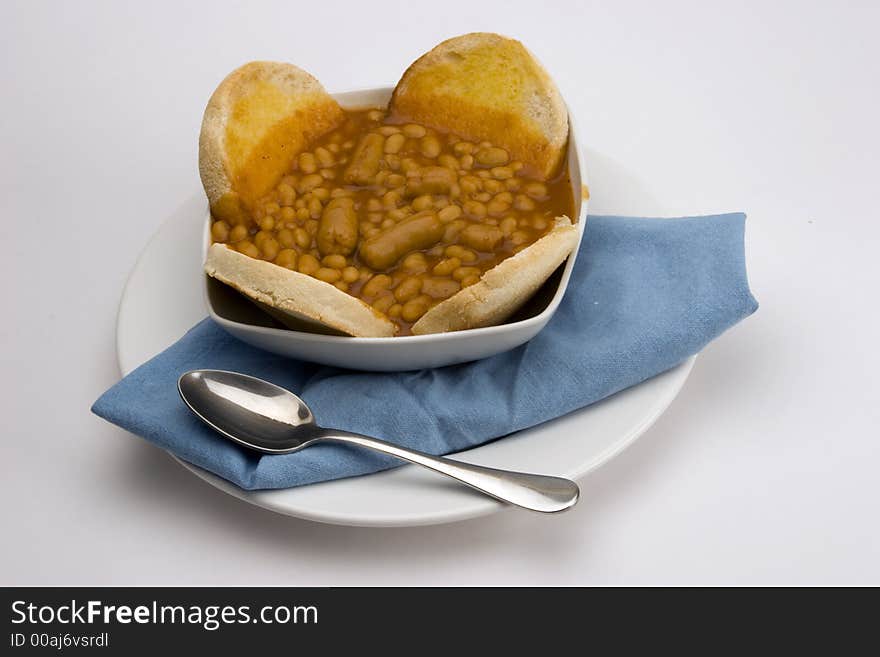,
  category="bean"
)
[487,198,511,217]
[402,252,428,271]
[254,230,271,248]
[500,216,518,236]
[386,173,406,188]
[475,146,509,167]
[359,212,444,270]
[394,277,423,302]
[229,225,248,242]
[460,224,504,252]
[384,133,405,154]
[524,181,548,199]
[278,183,297,206]
[362,273,392,298]
[378,126,401,136]
[514,194,536,211]
[237,241,260,258]
[511,230,530,245]
[308,197,323,219]
[297,253,319,275]
[422,277,461,299]
[294,227,311,249]
[211,221,230,242]
[445,245,478,263]
[315,267,341,283]
[483,179,504,194]
[382,189,402,209]
[322,254,347,269]
[403,124,426,138]
[420,135,441,158]
[388,207,412,221]
[276,228,295,248]
[260,237,279,261]
[460,176,481,194]
[401,295,431,322]
[274,249,298,270]
[491,166,513,180]
[298,152,317,174]
[412,195,433,211]
[401,158,420,174]
[372,293,395,313]
[463,200,487,219]
[297,173,324,194]
[317,197,358,256]
[437,205,462,223]
[342,266,360,283]
[439,154,459,169]
[315,147,334,168]
[442,219,466,242]
[453,266,481,282]
[432,257,461,276]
